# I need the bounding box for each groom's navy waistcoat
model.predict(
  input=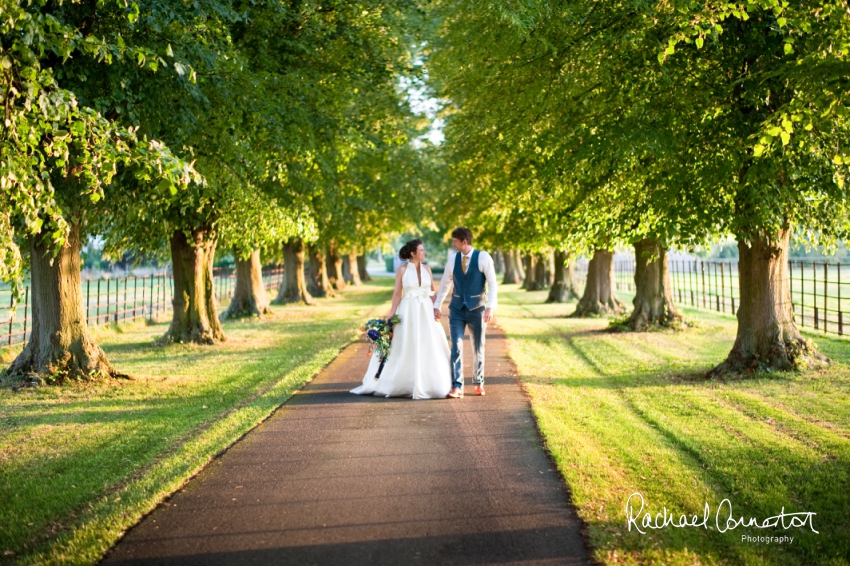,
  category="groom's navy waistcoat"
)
[450,250,487,311]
